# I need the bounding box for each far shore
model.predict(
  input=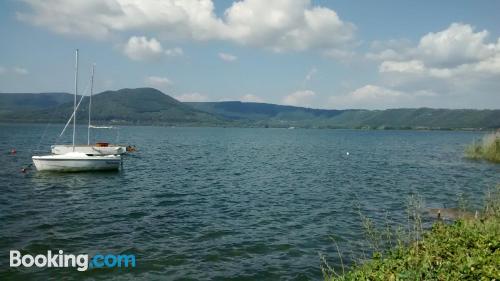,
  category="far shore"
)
[0,121,496,132]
